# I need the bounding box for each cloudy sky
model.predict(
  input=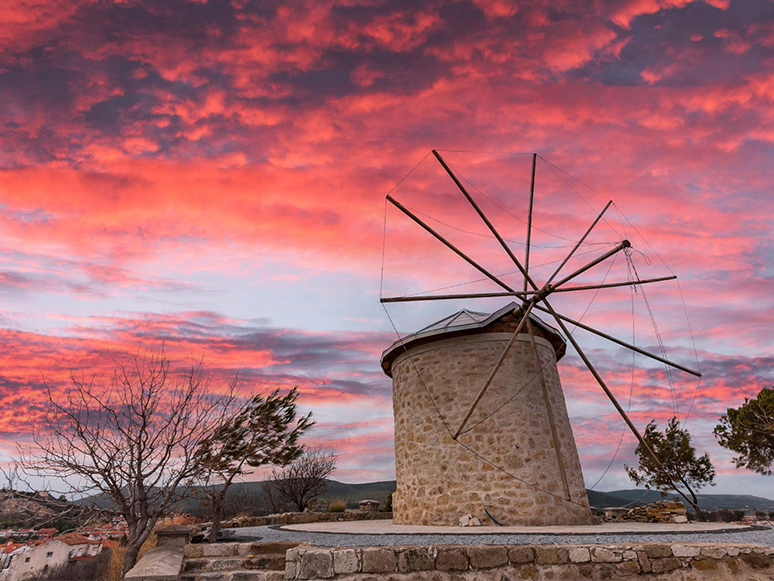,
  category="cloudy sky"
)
[0,0,772,497]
